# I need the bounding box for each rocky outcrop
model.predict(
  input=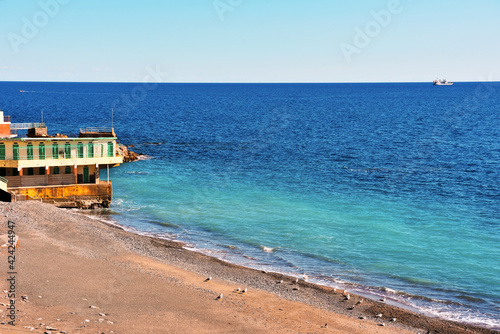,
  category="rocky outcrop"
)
[116,145,141,162]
